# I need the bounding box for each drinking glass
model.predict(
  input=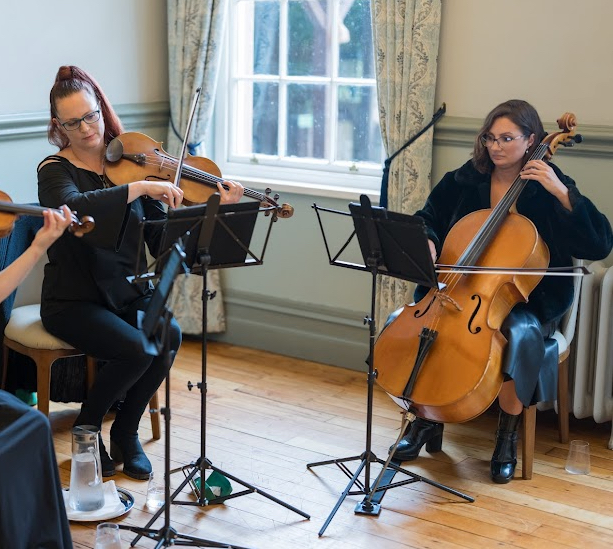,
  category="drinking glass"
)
[146,472,165,508]
[565,440,591,475]
[94,522,122,549]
